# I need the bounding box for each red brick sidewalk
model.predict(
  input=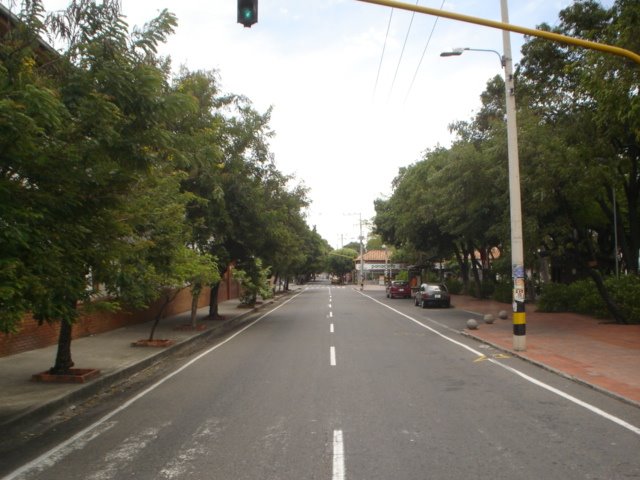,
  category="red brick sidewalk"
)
[452,295,640,406]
